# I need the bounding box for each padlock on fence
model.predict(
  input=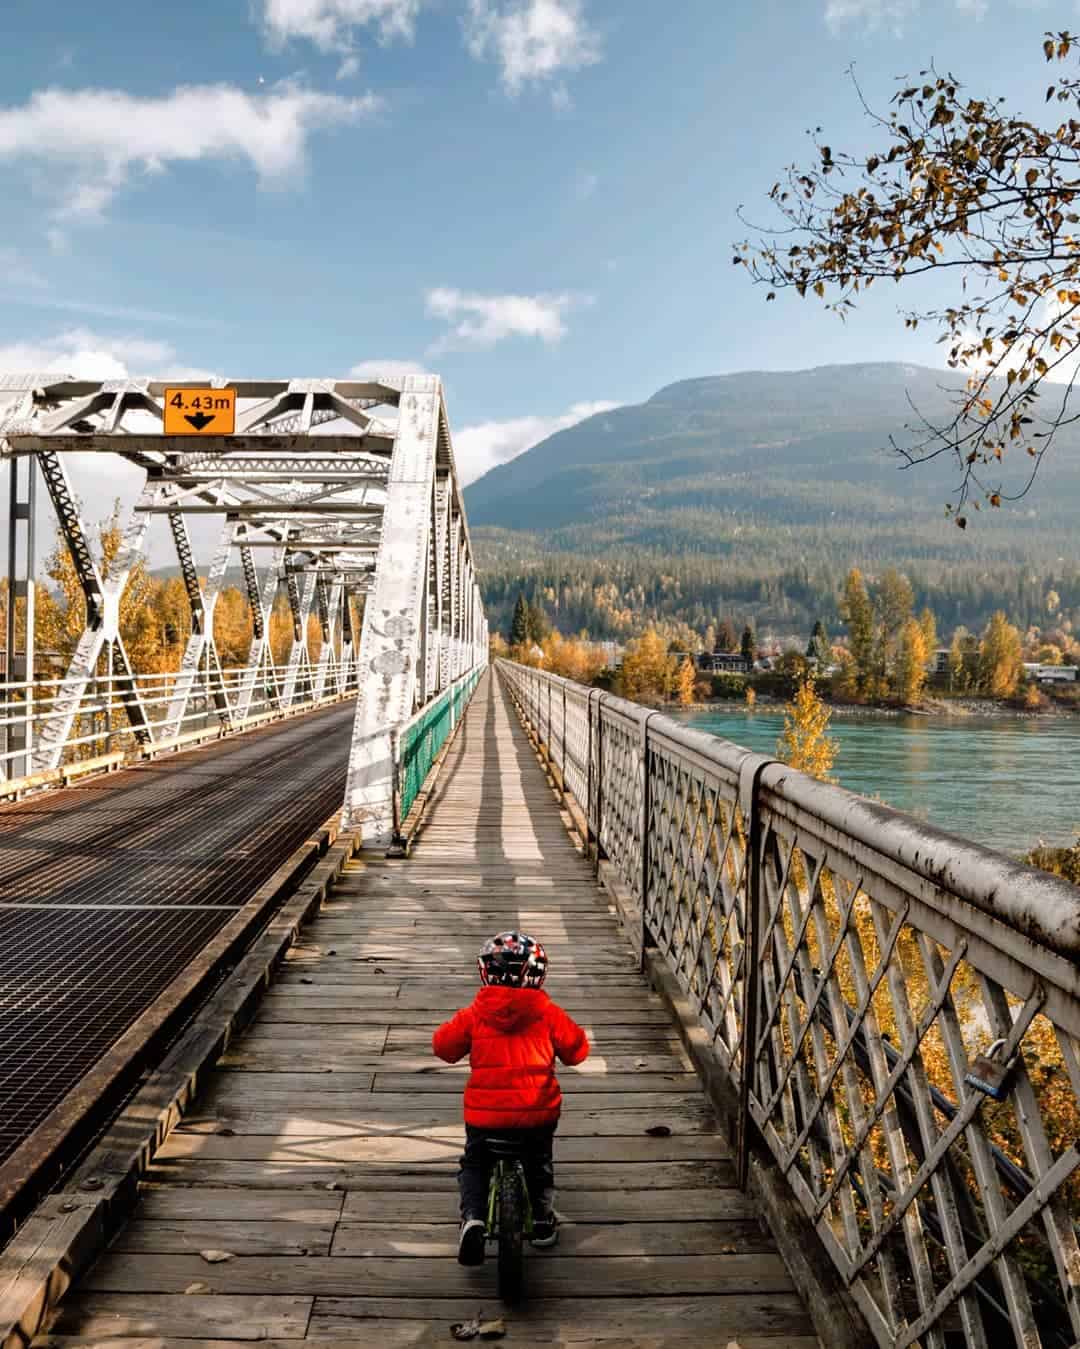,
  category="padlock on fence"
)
[964,1038,1012,1102]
